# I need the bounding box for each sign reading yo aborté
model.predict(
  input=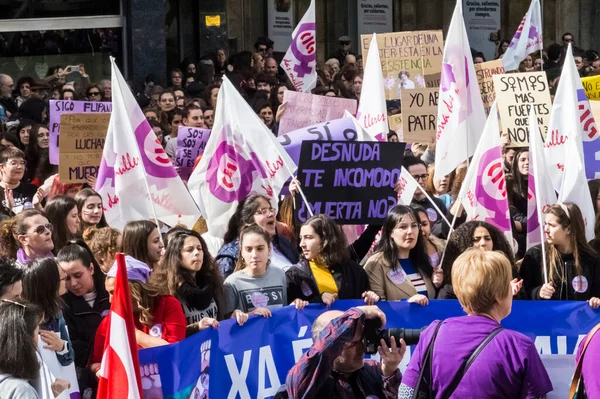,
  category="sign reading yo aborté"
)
[296,140,405,224]
[493,71,551,146]
[401,88,438,143]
